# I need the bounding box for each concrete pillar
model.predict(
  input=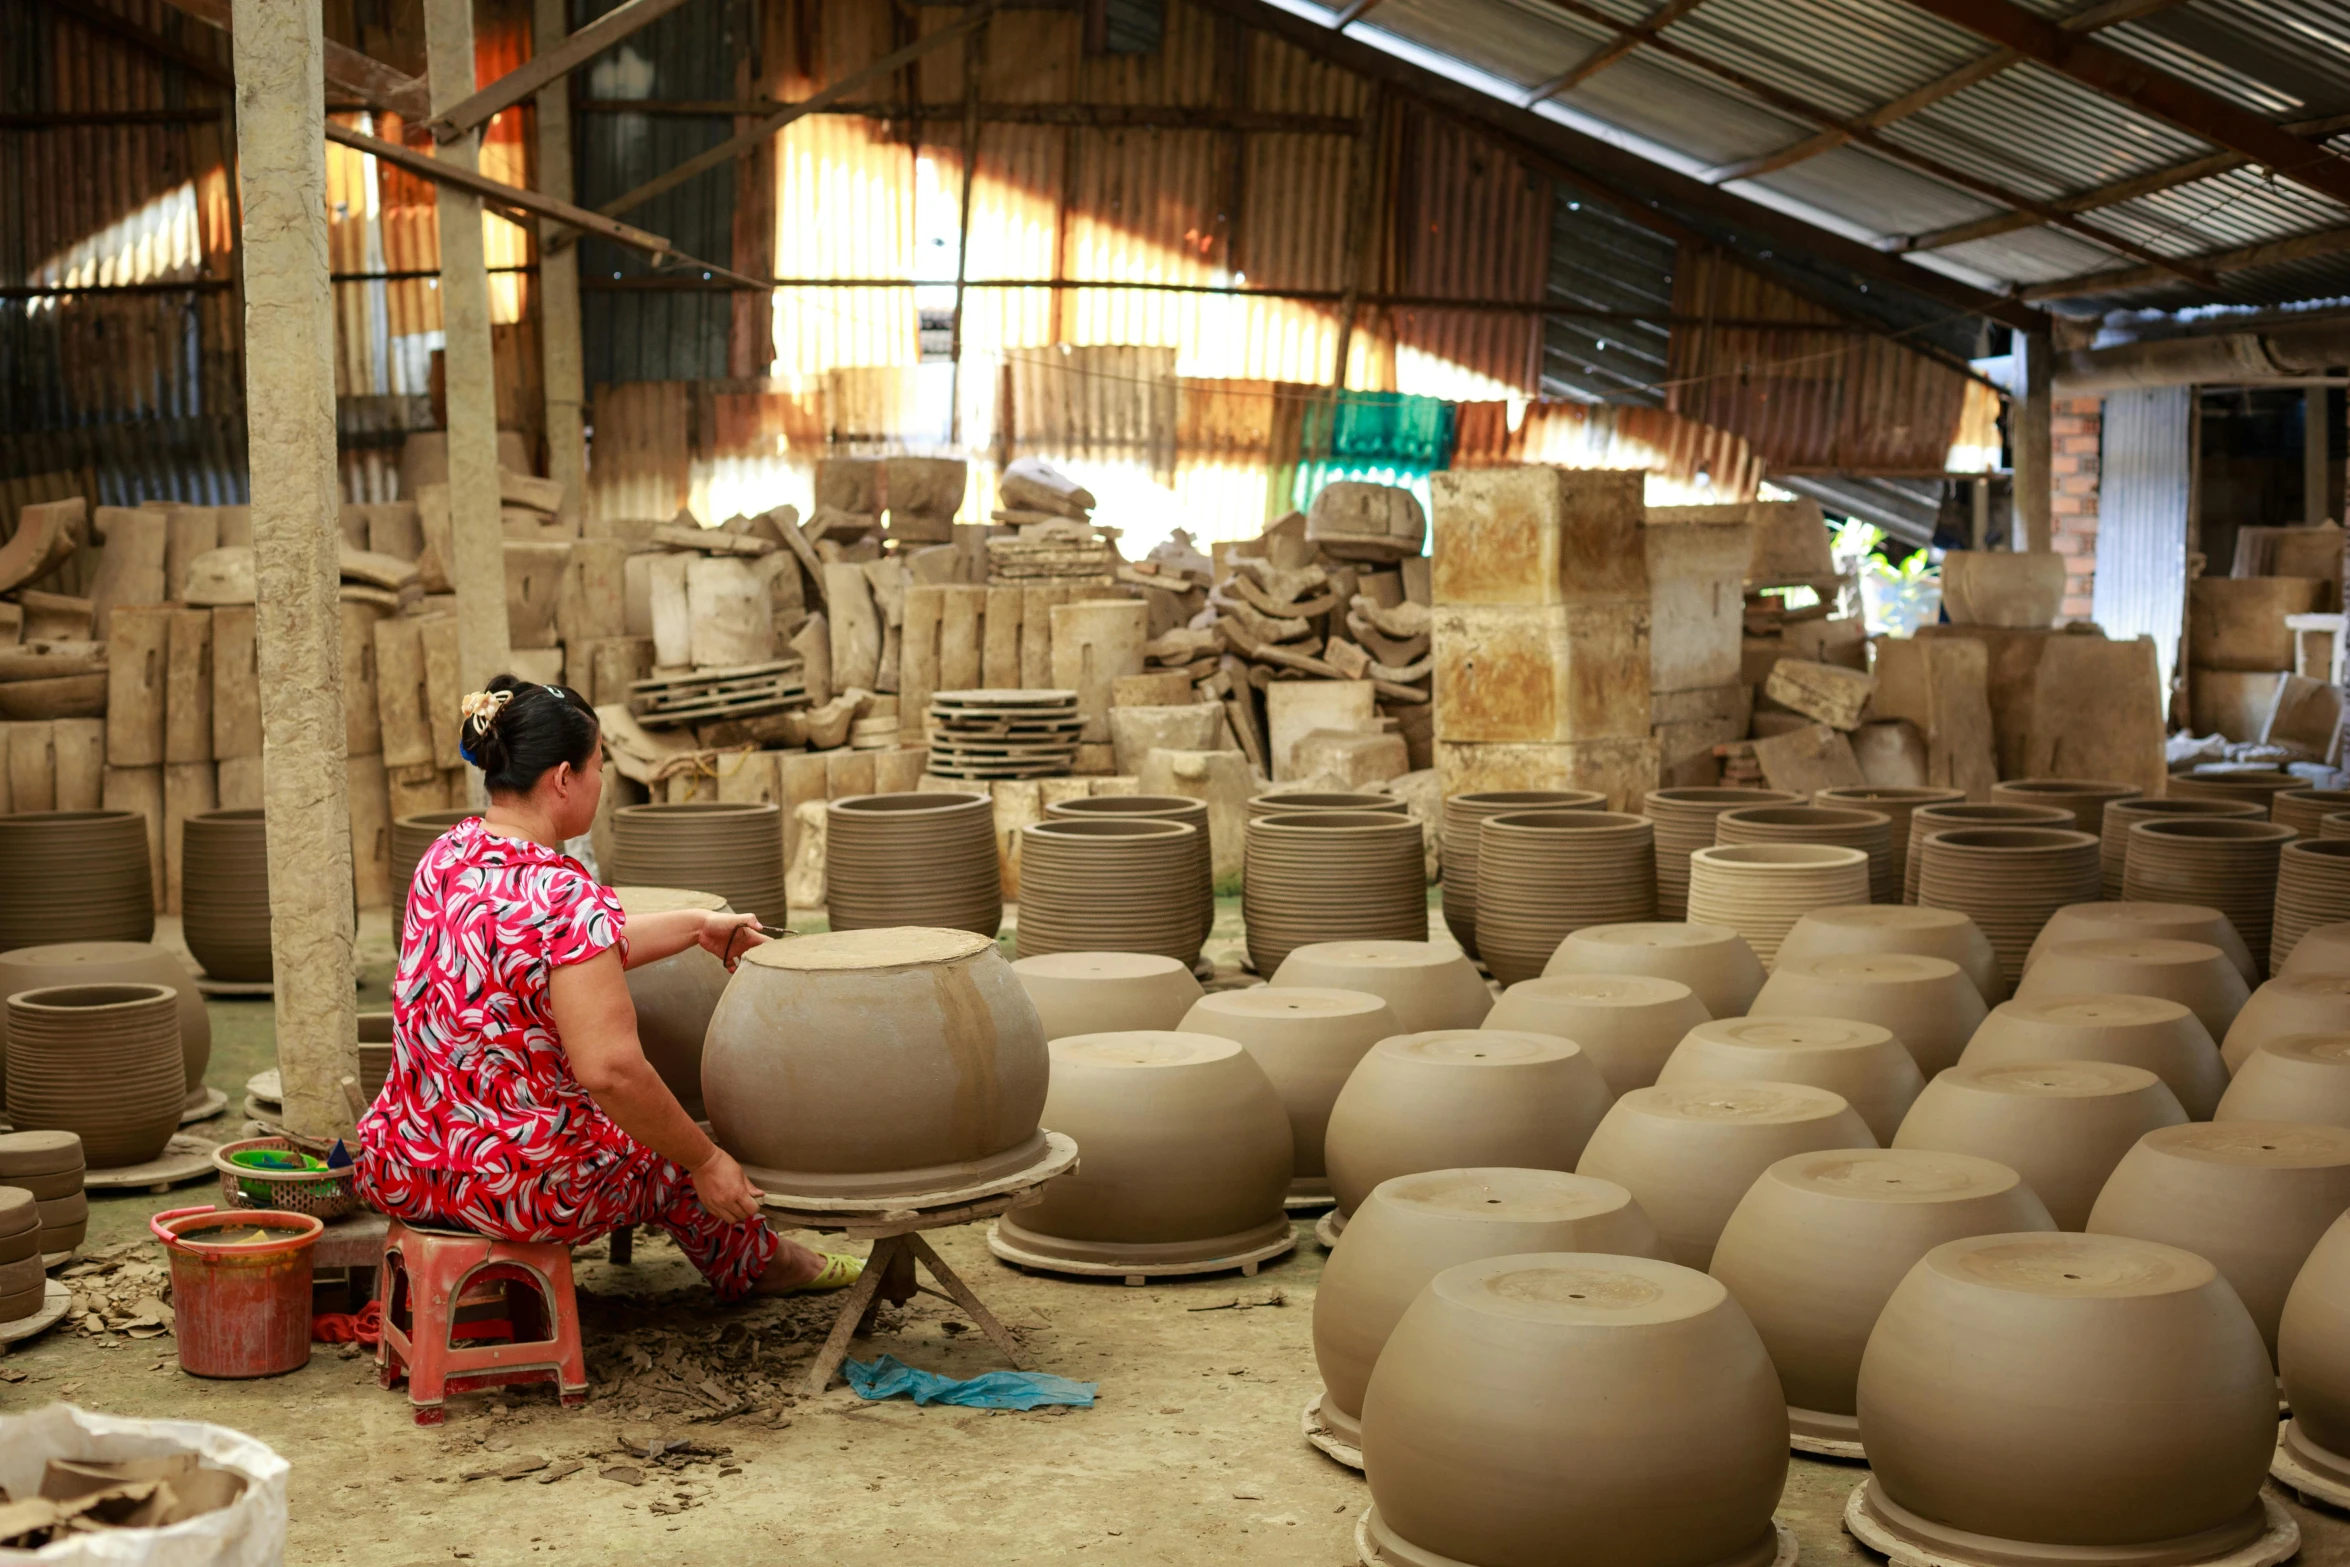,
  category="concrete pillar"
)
[231,0,358,1139]
[533,0,587,529]
[2015,328,2054,553]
